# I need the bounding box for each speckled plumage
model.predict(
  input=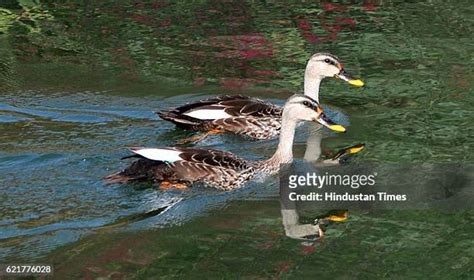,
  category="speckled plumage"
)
[107,94,344,190]
[106,146,291,190]
[157,95,283,140]
[108,147,255,190]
